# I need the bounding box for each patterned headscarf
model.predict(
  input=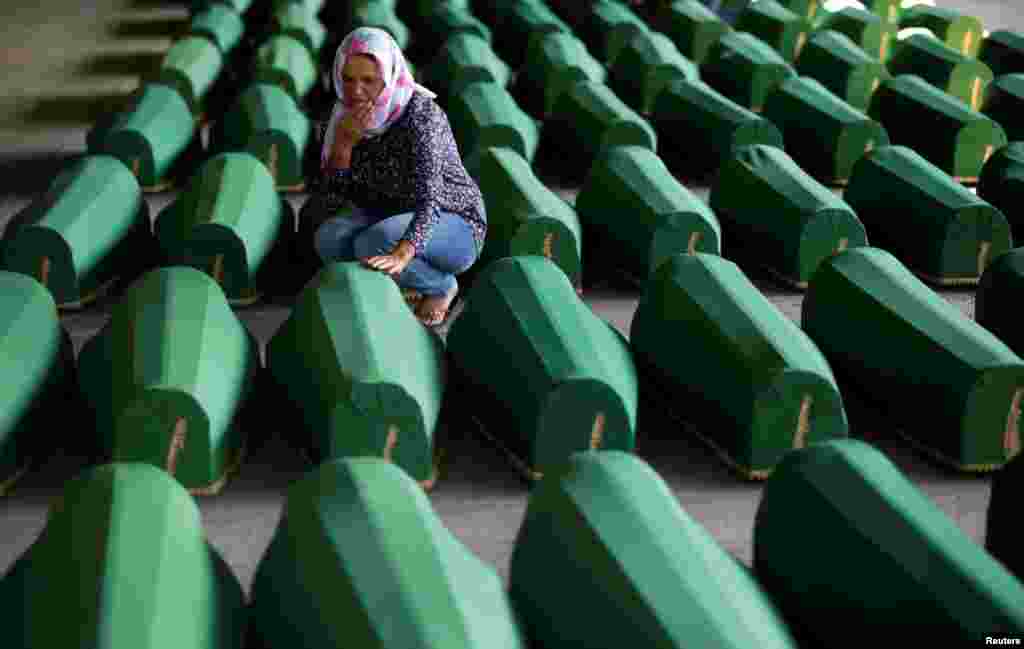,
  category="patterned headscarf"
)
[321,27,437,168]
